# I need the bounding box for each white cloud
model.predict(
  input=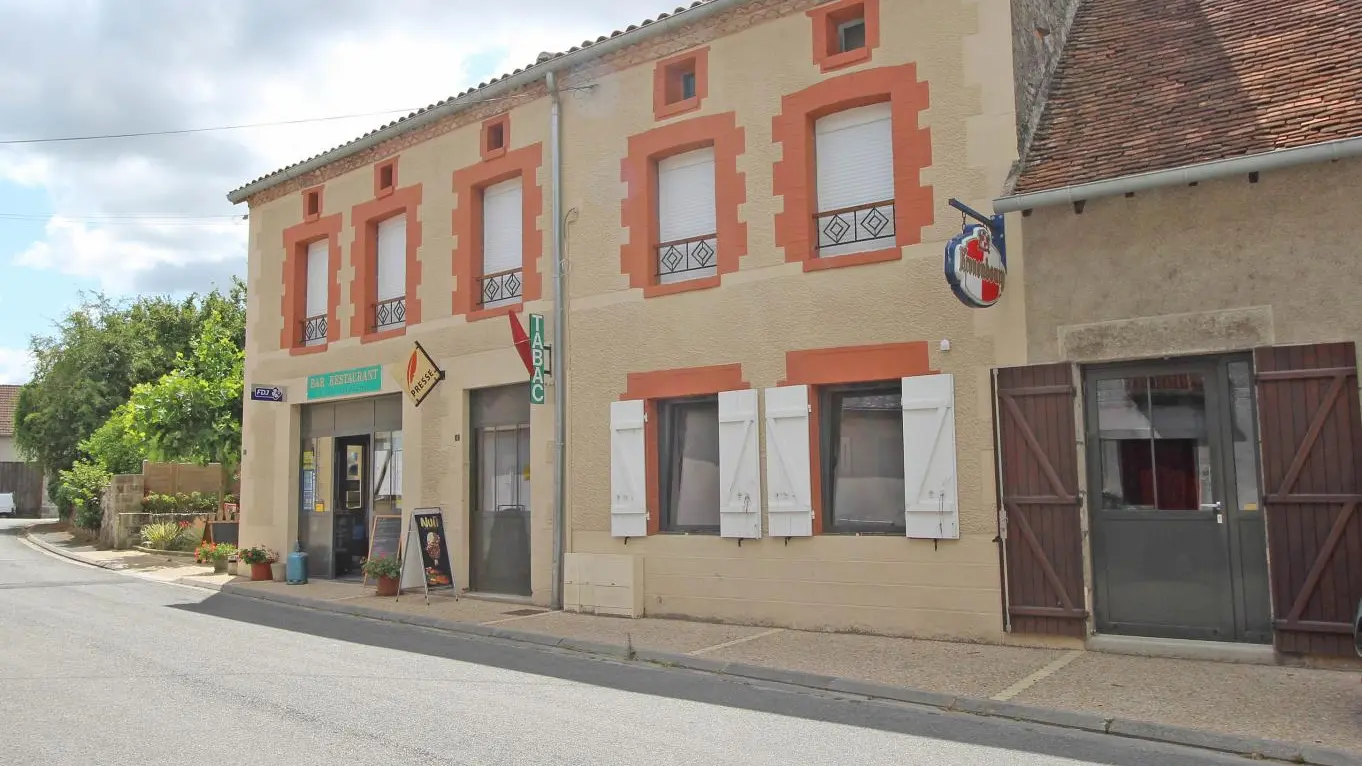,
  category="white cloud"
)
[0,0,650,297]
[0,346,35,385]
